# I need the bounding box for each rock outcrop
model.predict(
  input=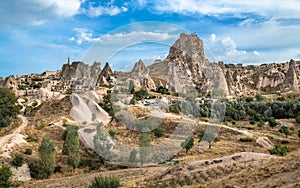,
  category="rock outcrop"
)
[150,33,229,96]
[284,60,299,92]
[3,75,18,91]
[96,62,115,86]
